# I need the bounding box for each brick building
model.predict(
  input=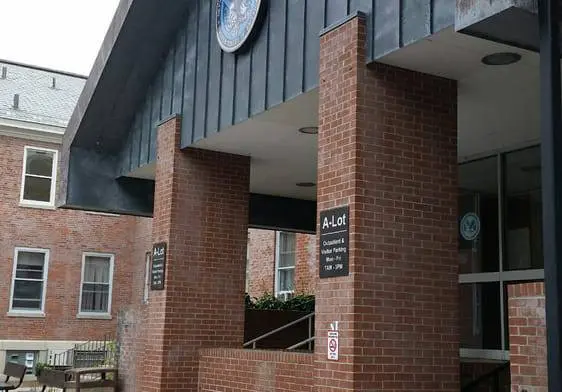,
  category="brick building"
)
[55,0,562,391]
[247,229,315,299]
[0,60,315,381]
[0,60,151,377]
